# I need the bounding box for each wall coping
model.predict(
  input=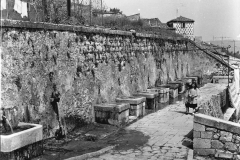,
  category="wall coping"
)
[194,113,240,135]
[0,19,186,40]
[0,19,133,36]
